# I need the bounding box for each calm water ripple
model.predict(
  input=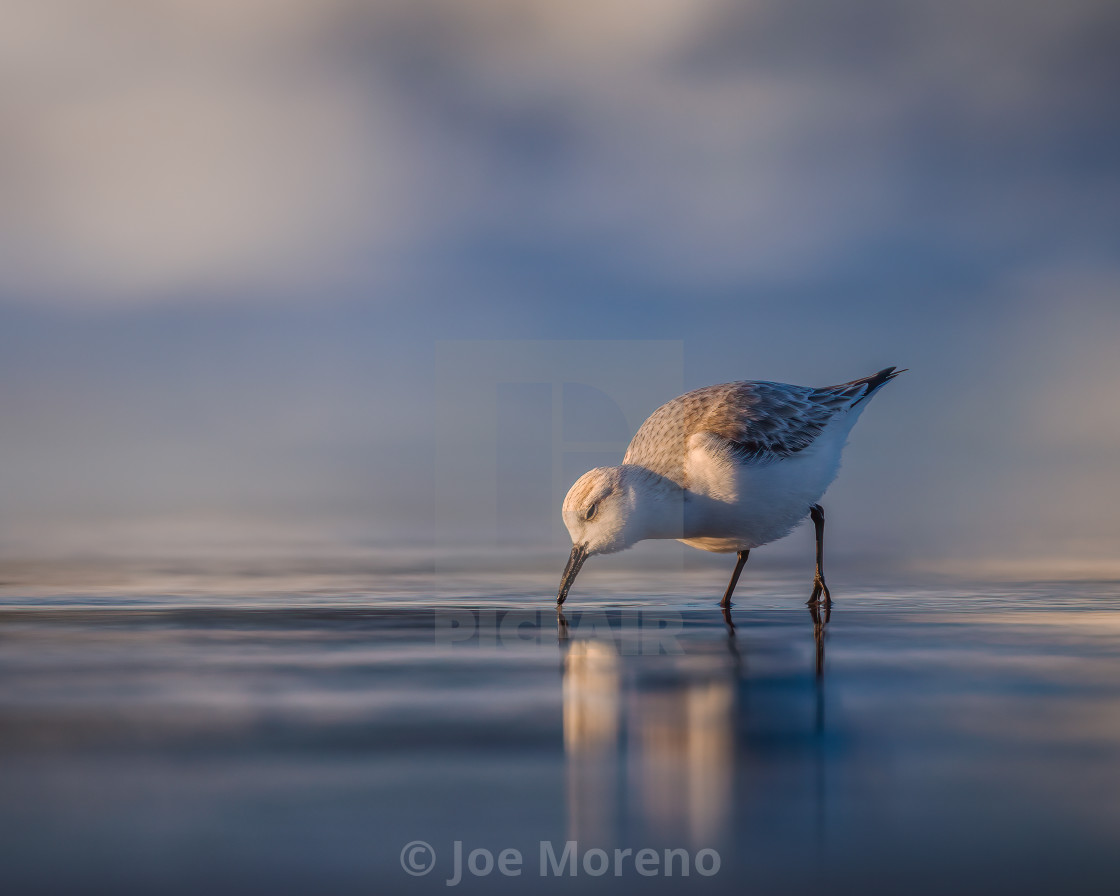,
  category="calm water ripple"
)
[1,579,1119,894]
